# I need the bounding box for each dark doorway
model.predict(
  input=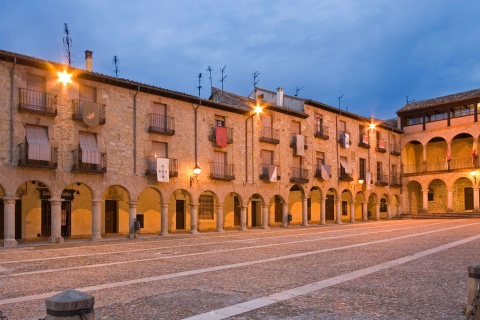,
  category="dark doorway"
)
[274,196,282,222]
[307,198,312,221]
[41,200,51,237]
[105,200,117,233]
[251,201,258,227]
[326,195,335,220]
[61,201,71,237]
[465,187,474,210]
[176,200,185,229]
[234,196,241,226]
